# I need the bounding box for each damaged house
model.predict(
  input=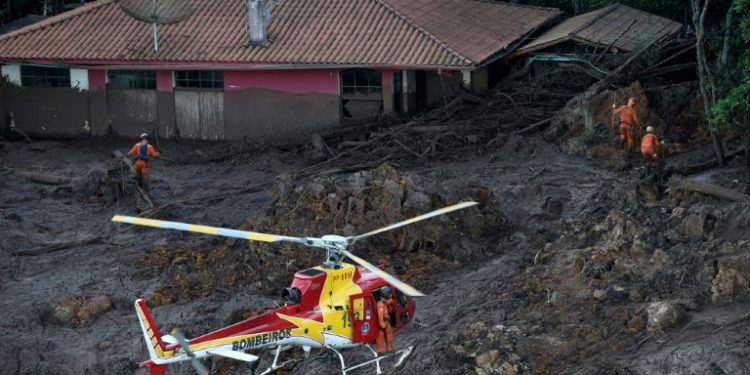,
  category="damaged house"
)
[0,0,560,141]
[509,4,683,74]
